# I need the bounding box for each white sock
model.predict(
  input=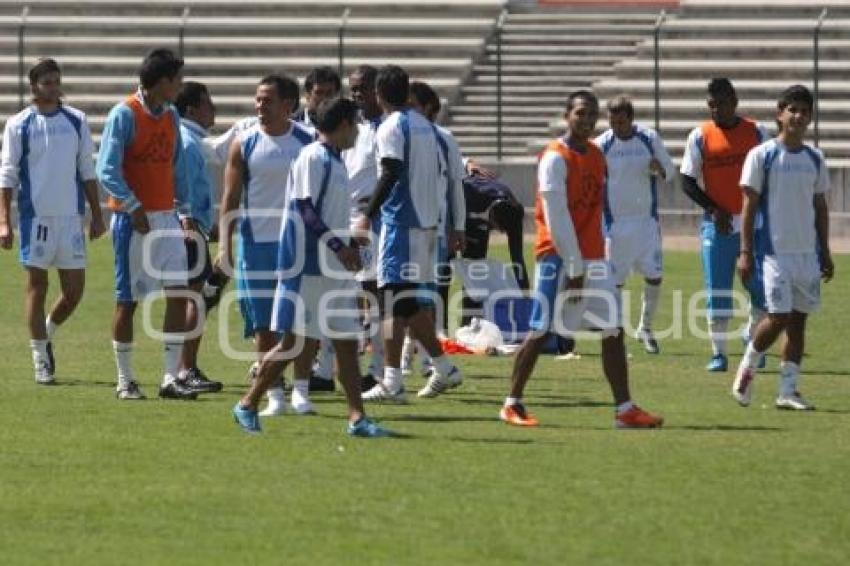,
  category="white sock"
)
[709,318,729,356]
[45,316,58,341]
[162,334,184,385]
[266,386,285,403]
[432,355,453,378]
[639,284,661,332]
[742,342,764,370]
[401,335,415,361]
[112,340,134,387]
[779,361,800,396]
[616,400,635,415]
[293,378,309,399]
[747,307,766,340]
[382,366,402,392]
[30,339,48,367]
[505,396,520,407]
